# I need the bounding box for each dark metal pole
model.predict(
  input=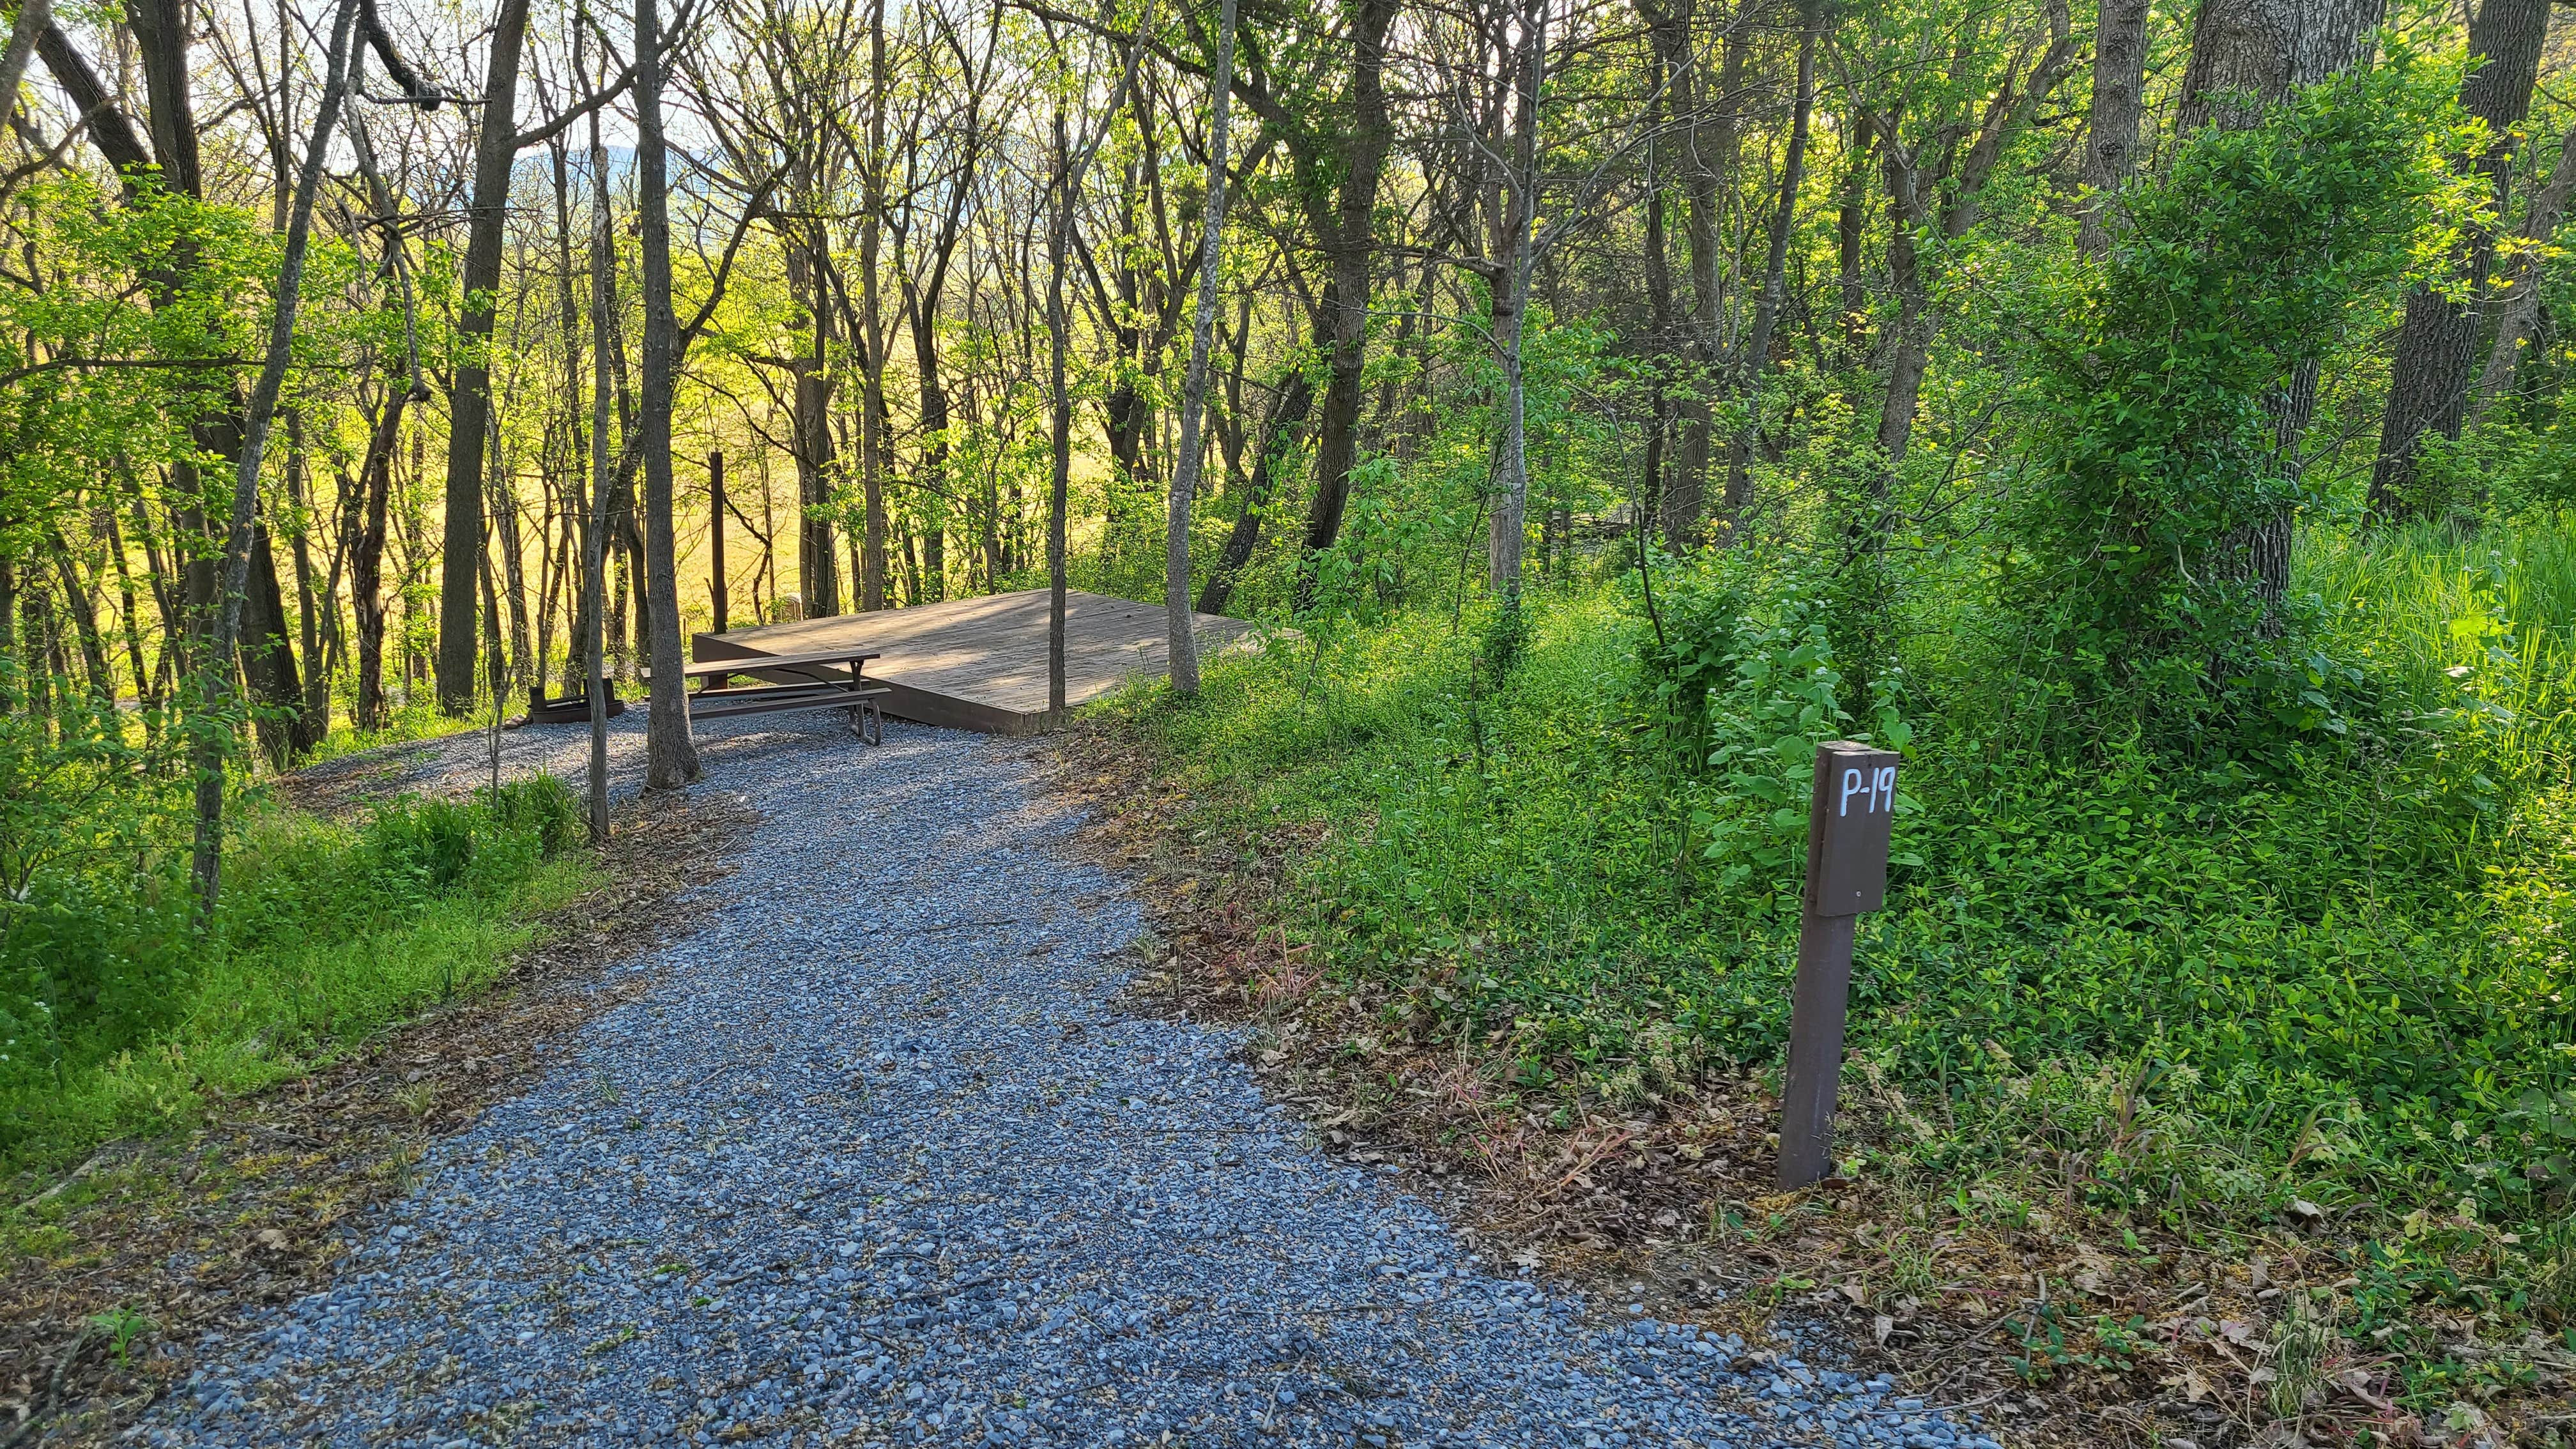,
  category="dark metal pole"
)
[1778,740,1899,1190]
[709,450,728,634]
